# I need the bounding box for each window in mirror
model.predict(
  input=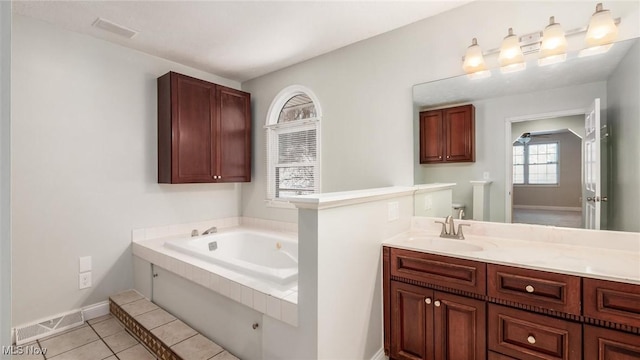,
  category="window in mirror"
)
[513,142,559,185]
